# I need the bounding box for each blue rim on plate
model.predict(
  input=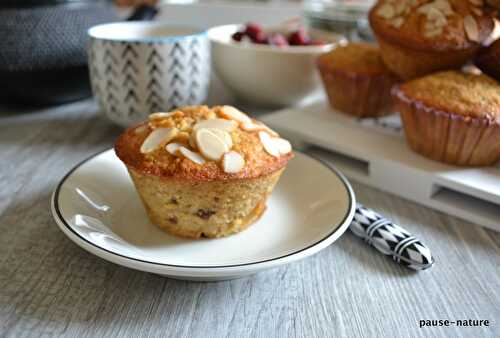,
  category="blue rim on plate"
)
[51,149,355,270]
